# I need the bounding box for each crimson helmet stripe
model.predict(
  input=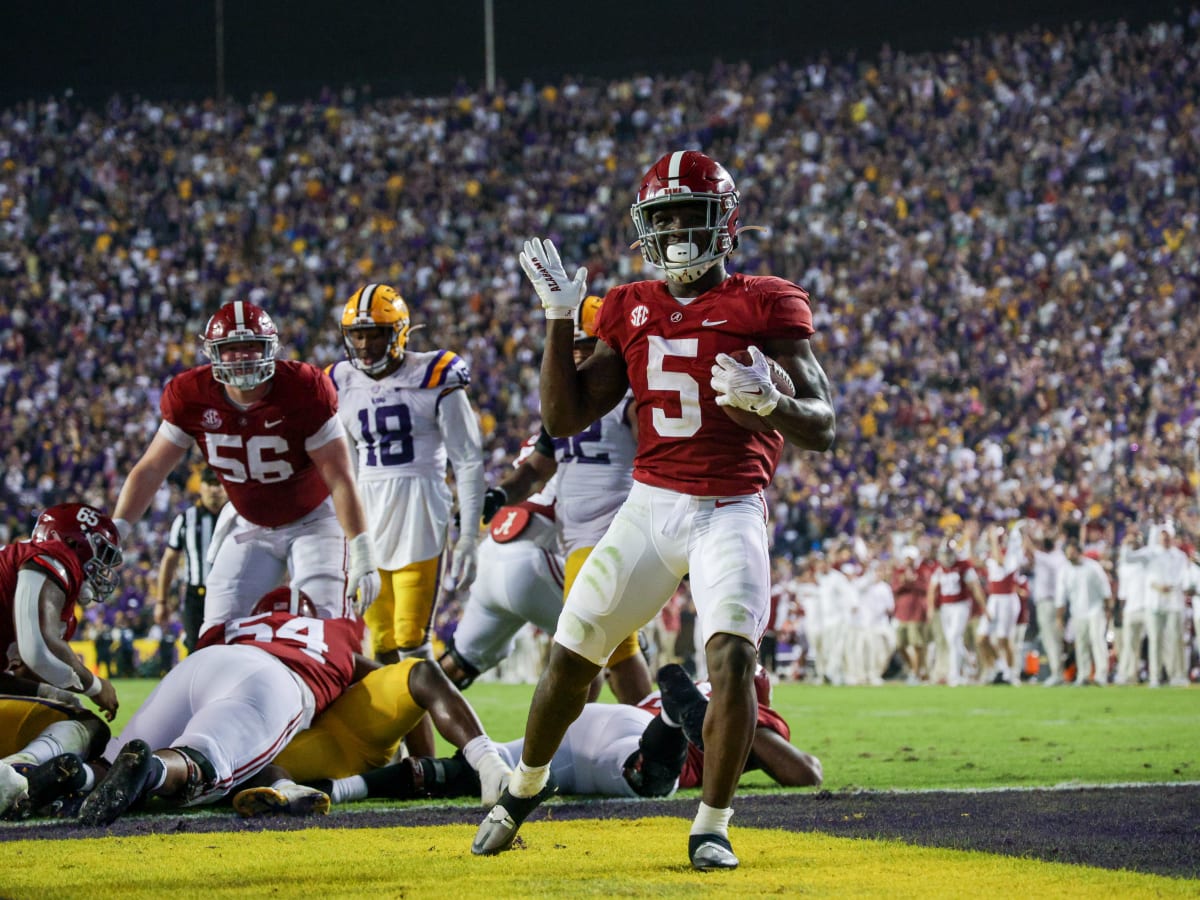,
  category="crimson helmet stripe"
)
[358,284,379,320]
[666,150,686,190]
